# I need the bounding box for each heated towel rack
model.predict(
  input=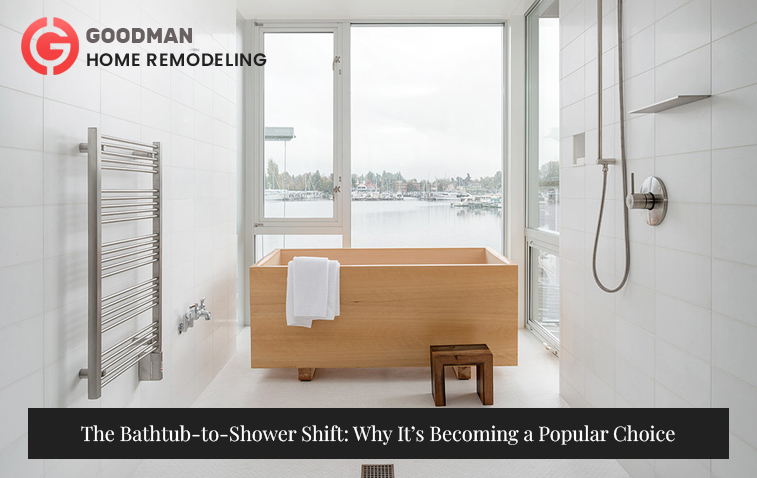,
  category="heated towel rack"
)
[79,127,163,399]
